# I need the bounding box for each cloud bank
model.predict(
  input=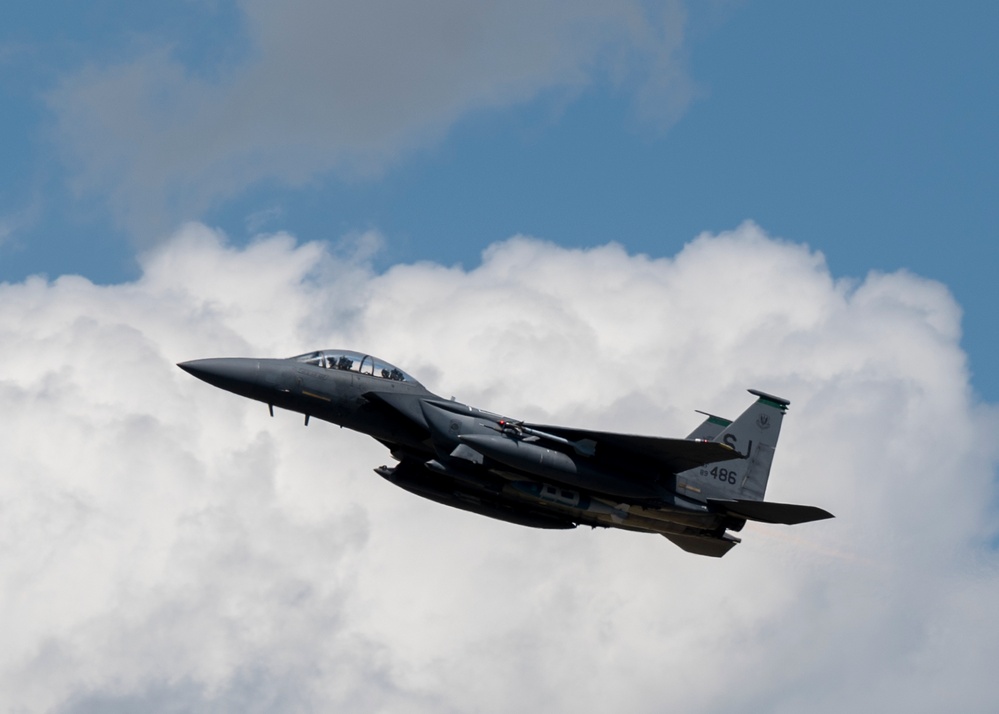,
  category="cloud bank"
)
[47,0,694,241]
[1,222,996,712]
